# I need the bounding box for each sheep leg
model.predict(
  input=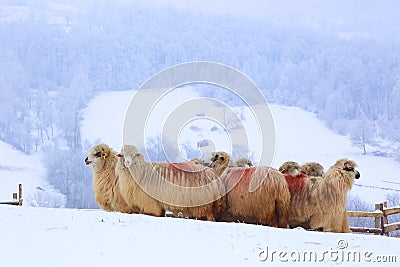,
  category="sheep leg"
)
[309,215,324,231]
[275,199,289,228]
[141,206,165,217]
[96,194,113,211]
[339,212,352,233]
[206,214,215,221]
[324,212,351,233]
